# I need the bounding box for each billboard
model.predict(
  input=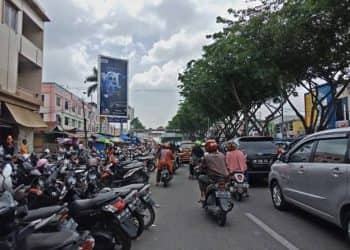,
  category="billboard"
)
[317,84,336,129]
[98,55,128,118]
